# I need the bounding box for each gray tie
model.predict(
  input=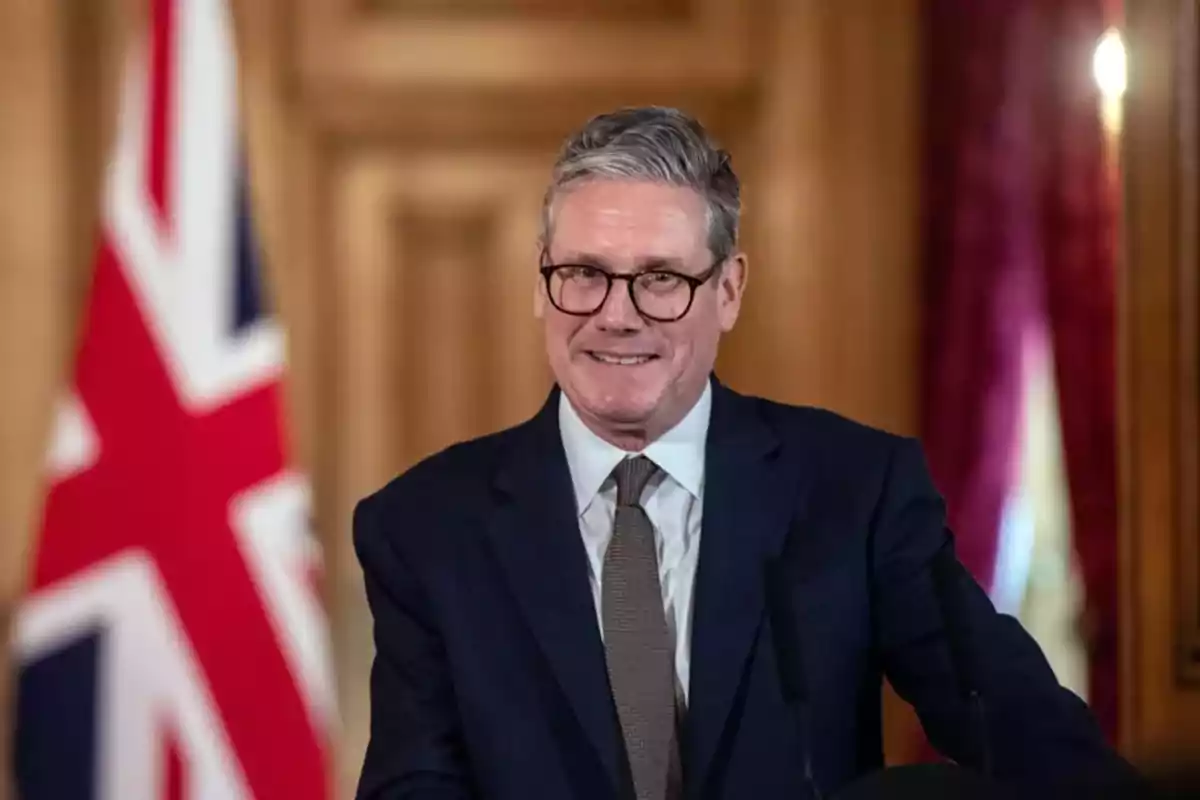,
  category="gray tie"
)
[602,456,682,800]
